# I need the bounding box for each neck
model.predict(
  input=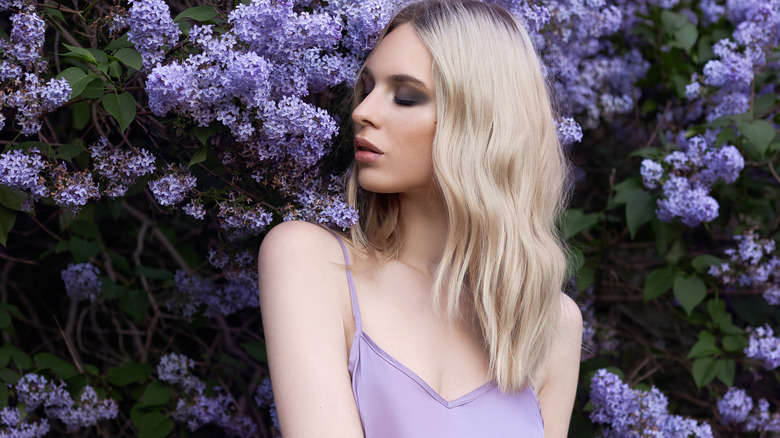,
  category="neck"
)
[396,186,448,278]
